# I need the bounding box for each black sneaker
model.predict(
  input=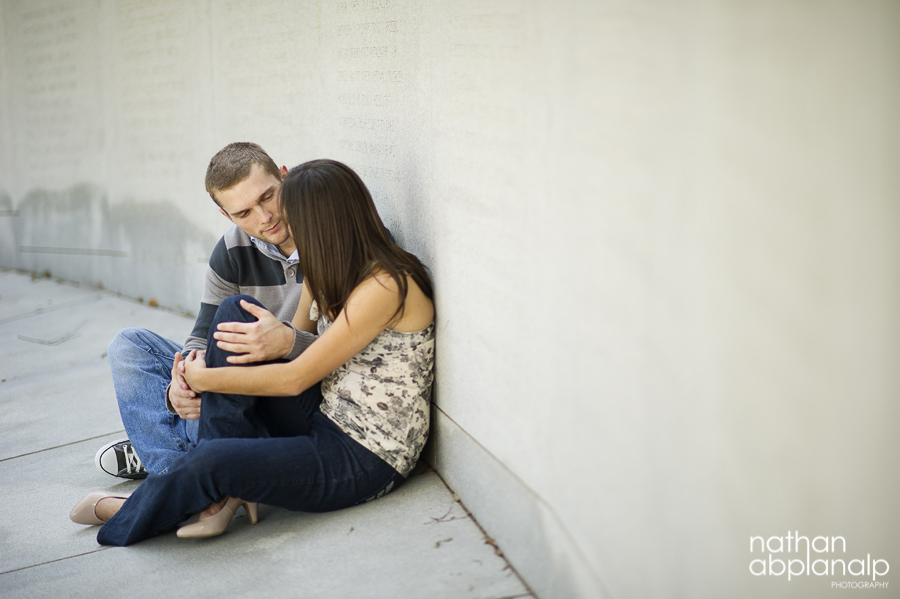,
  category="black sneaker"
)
[94,439,148,479]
